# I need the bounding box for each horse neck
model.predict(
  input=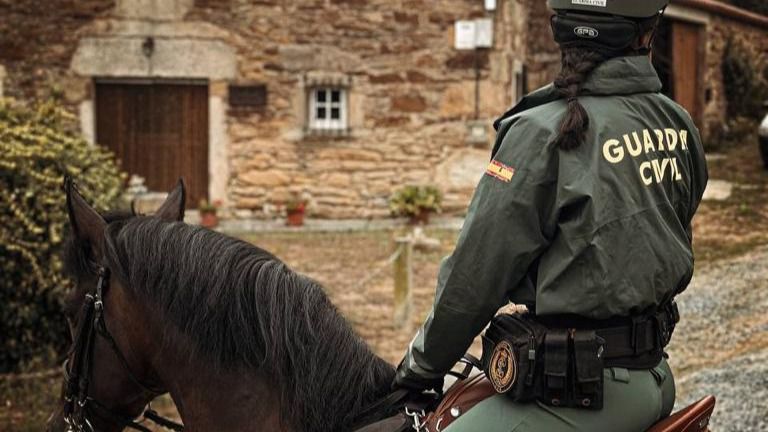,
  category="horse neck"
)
[159,359,286,431]
[154,341,394,431]
[151,318,394,432]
